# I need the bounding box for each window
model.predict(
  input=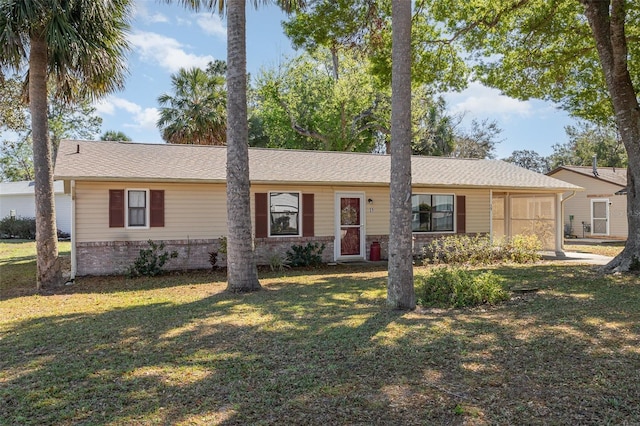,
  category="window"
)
[128,190,147,227]
[411,194,454,232]
[269,192,300,236]
[255,192,314,238]
[109,189,164,229]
